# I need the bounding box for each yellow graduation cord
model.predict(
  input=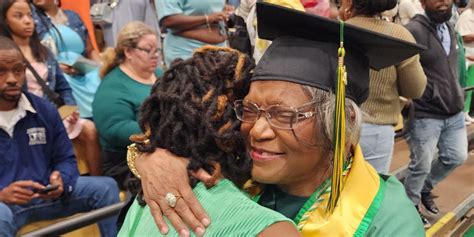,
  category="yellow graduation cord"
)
[327,20,347,214]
